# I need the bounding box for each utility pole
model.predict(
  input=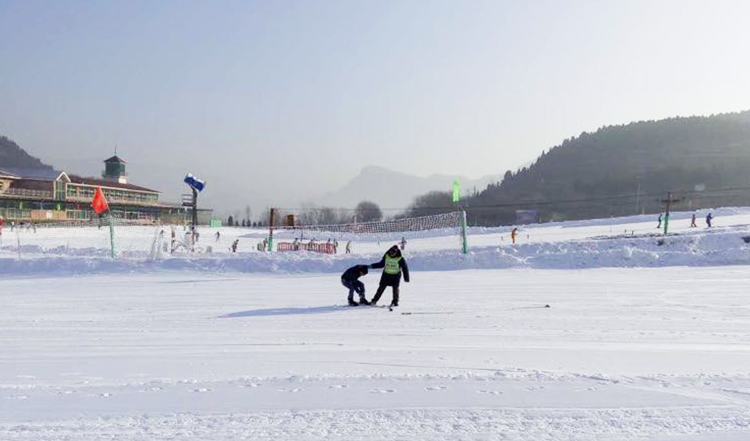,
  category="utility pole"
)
[661,192,681,235]
[635,182,641,215]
